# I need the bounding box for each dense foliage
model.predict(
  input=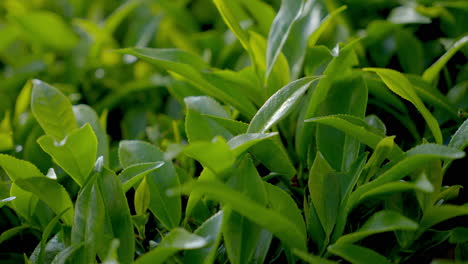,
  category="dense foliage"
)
[1,0,468,263]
